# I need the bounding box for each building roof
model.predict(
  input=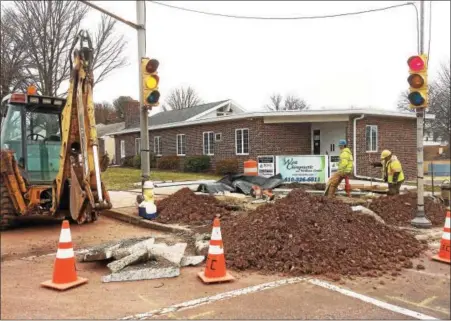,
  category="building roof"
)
[144,100,230,128]
[110,107,435,136]
[96,122,125,138]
